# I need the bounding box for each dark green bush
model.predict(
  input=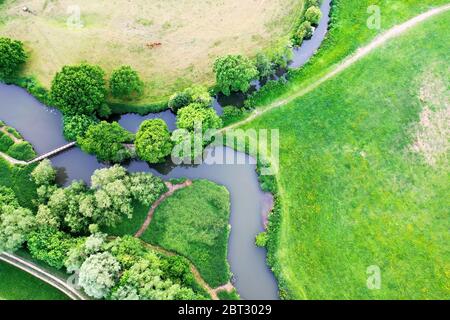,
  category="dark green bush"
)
[27,227,74,269]
[0,132,14,152]
[77,121,134,163]
[0,37,27,79]
[63,114,98,141]
[109,65,144,100]
[50,64,109,117]
[135,119,173,164]
[7,141,36,161]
